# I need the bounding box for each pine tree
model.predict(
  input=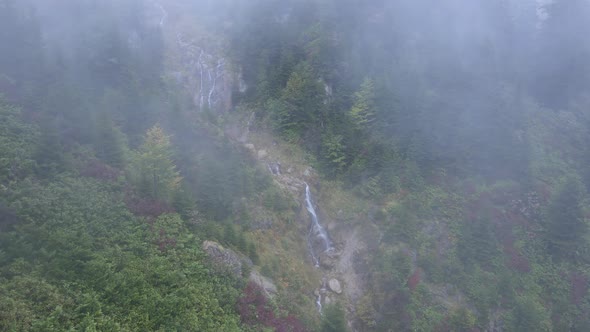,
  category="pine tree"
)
[545,176,588,261]
[349,77,376,130]
[320,131,347,176]
[132,125,181,202]
[458,214,500,268]
[35,119,64,178]
[94,111,126,168]
[274,62,324,140]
